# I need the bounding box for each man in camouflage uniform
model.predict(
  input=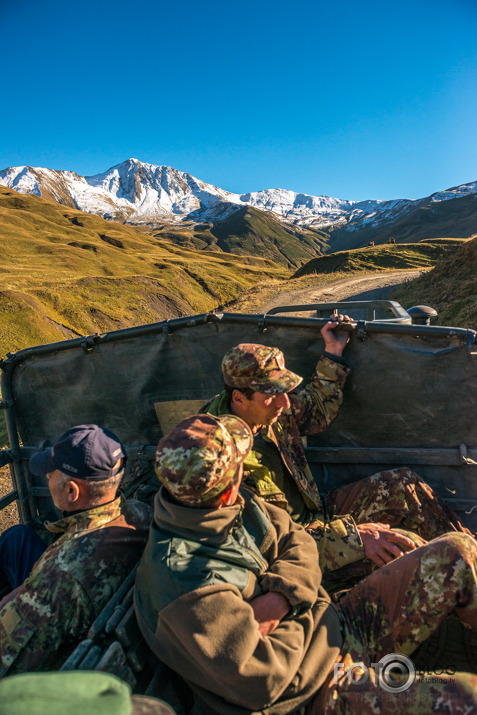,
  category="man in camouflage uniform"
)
[0,424,152,676]
[202,319,472,592]
[134,413,477,714]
